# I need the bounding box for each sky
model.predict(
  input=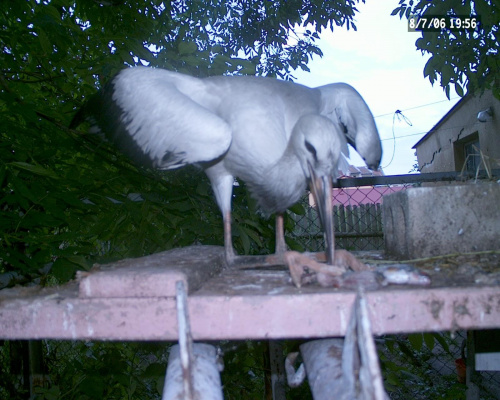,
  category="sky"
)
[292,1,462,175]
